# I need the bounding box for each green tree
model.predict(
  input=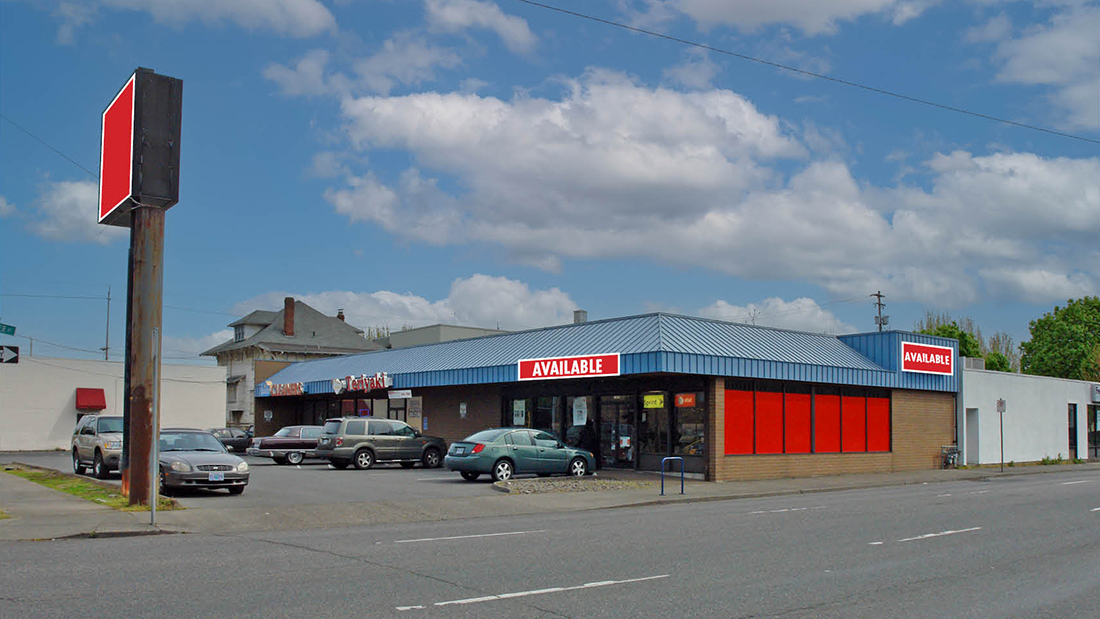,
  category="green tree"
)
[983,351,1011,372]
[918,321,982,358]
[1020,296,1100,380]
